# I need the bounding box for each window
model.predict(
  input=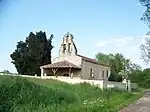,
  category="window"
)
[102,71,104,78]
[90,69,93,78]
[68,43,71,52]
[63,44,66,52]
[106,71,109,77]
